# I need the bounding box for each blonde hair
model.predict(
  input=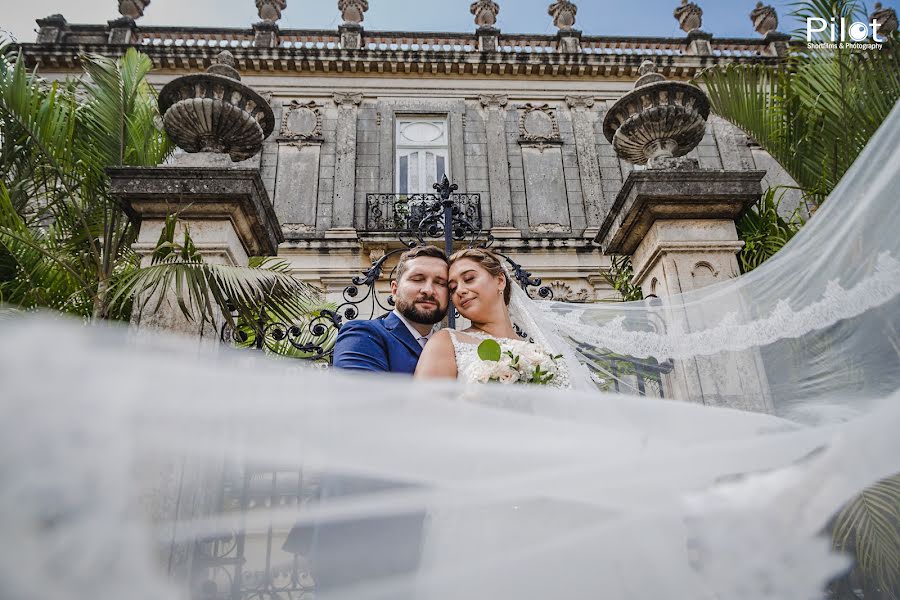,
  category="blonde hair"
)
[448,248,512,306]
